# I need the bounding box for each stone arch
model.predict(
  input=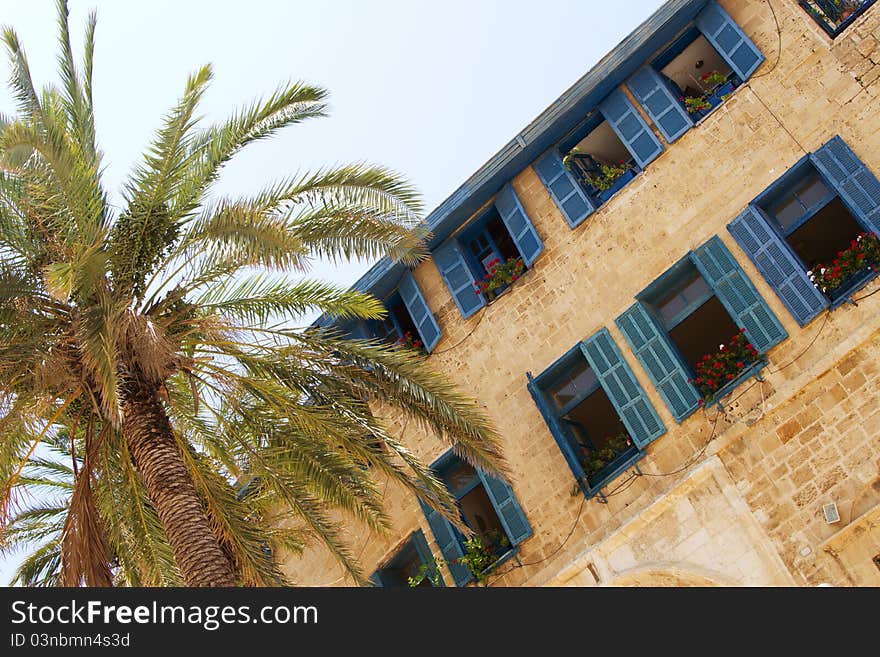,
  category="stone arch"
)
[607,561,740,587]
